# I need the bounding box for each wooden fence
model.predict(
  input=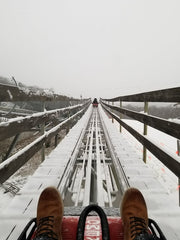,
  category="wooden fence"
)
[0,83,91,184]
[101,87,180,204]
